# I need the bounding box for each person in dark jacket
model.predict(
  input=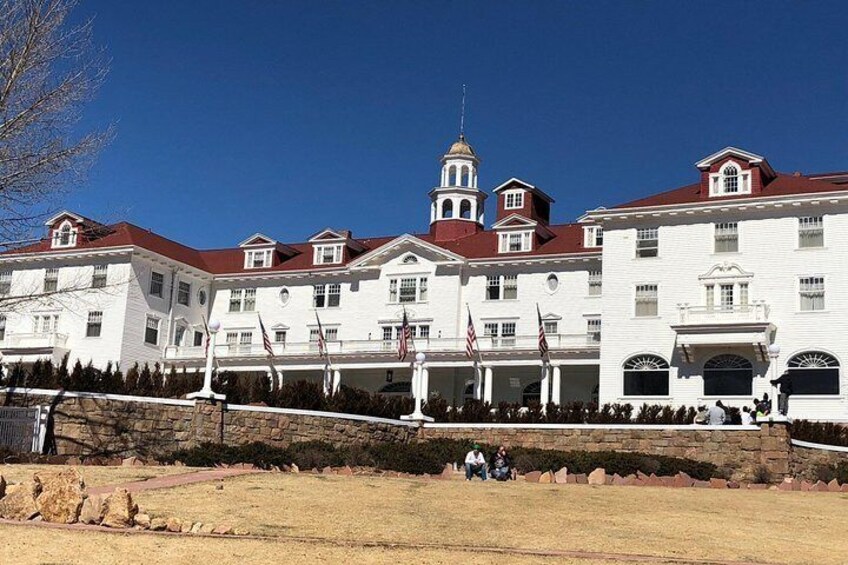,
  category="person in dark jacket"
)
[489,445,514,481]
[770,371,793,416]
